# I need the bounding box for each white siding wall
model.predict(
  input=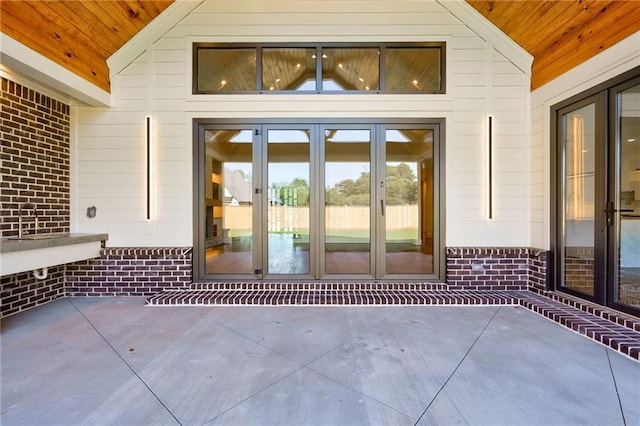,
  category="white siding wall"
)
[74,0,530,247]
[530,32,640,250]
